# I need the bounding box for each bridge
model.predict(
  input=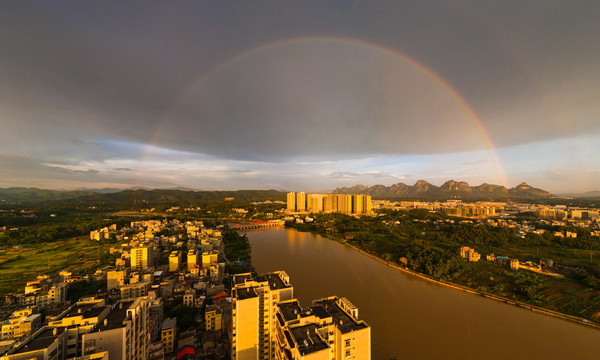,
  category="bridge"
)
[230,220,284,230]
